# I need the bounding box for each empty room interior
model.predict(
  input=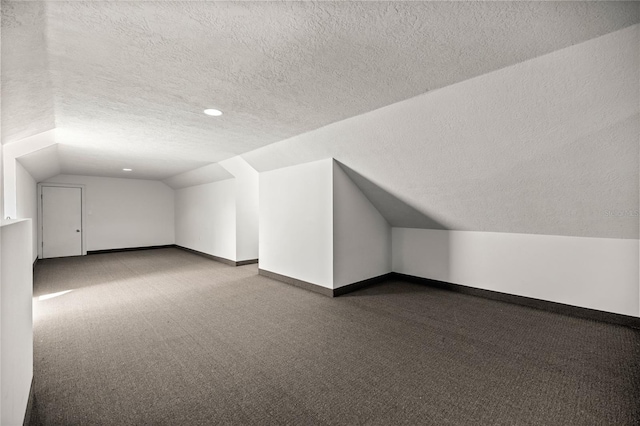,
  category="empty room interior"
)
[1,1,639,425]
